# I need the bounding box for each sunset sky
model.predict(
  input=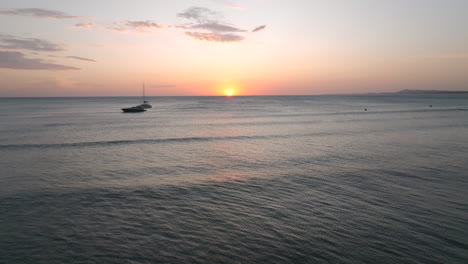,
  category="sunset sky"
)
[0,0,467,96]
